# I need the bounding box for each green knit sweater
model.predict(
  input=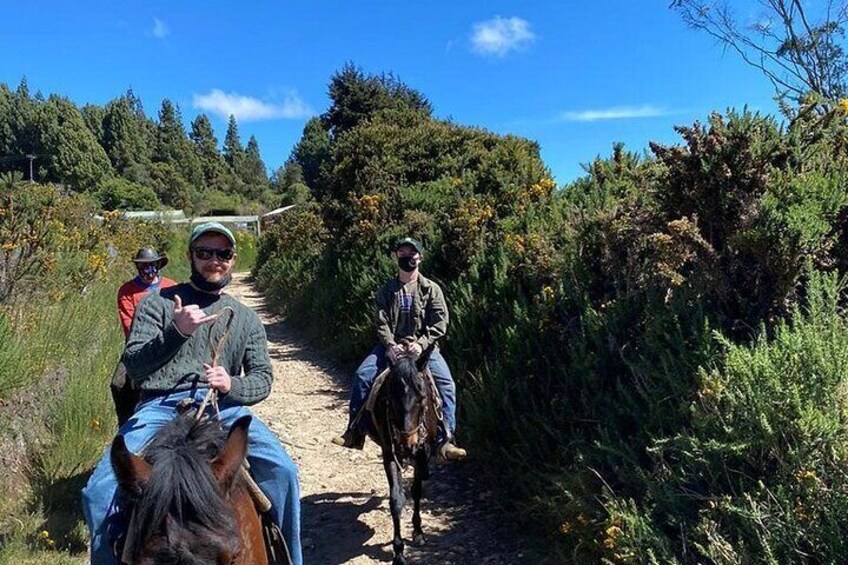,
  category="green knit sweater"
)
[123,283,273,405]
